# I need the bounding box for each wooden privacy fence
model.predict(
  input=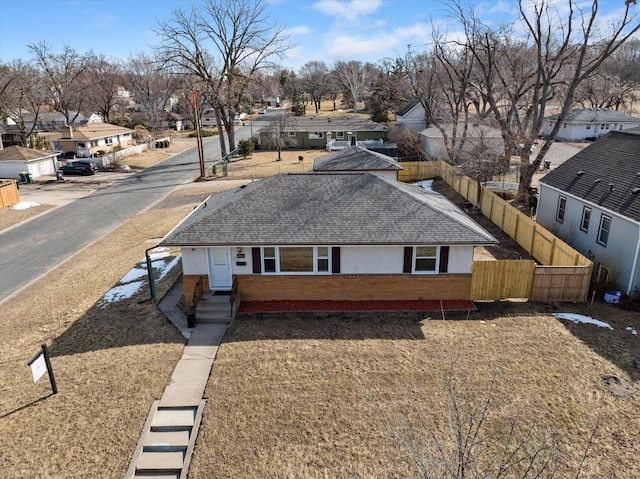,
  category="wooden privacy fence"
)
[0,180,20,208]
[399,161,593,302]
